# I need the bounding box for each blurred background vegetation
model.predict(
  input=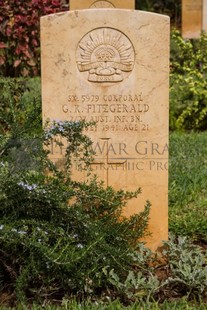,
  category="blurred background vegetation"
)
[0,0,181,77]
[135,0,180,28]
